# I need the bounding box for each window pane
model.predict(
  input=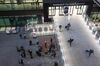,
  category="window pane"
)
[14,4,24,10]
[44,27,48,31]
[38,27,42,32]
[24,3,32,10]
[0,4,12,11]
